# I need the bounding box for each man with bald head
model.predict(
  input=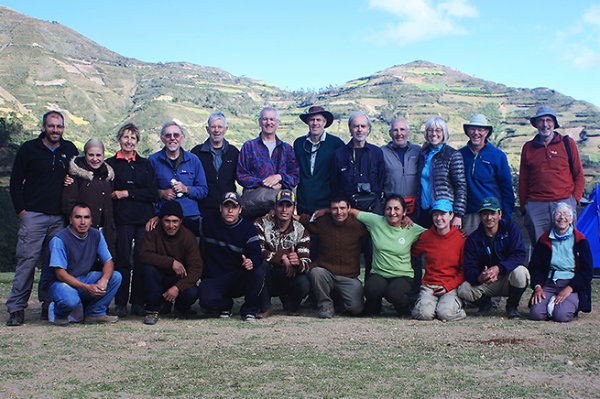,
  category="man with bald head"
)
[381,117,420,219]
[332,111,385,214]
